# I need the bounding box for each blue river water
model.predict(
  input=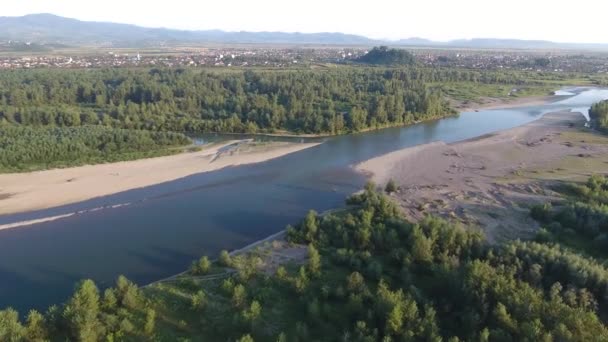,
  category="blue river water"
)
[1,87,607,313]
